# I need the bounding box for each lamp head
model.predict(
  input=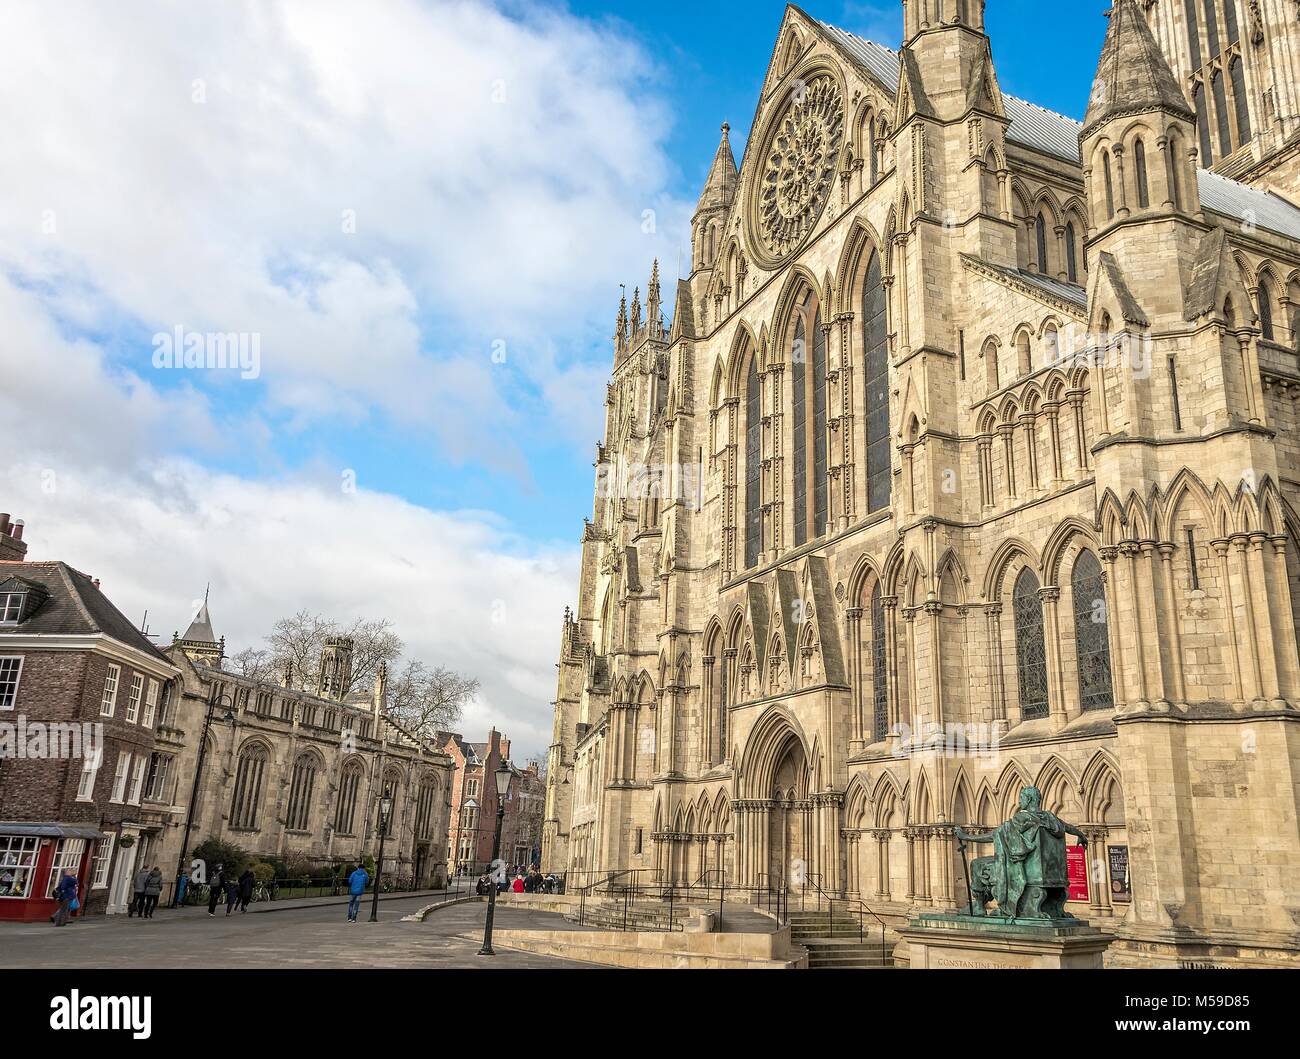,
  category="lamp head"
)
[494,763,512,798]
